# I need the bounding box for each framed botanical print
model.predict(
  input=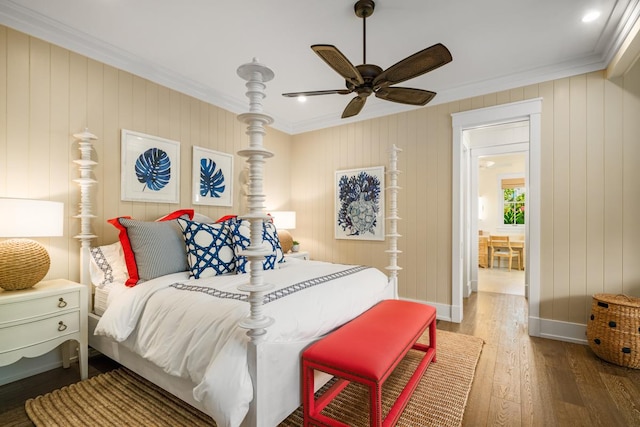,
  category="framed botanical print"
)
[335,166,385,240]
[121,129,180,203]
[192,146,233,206]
